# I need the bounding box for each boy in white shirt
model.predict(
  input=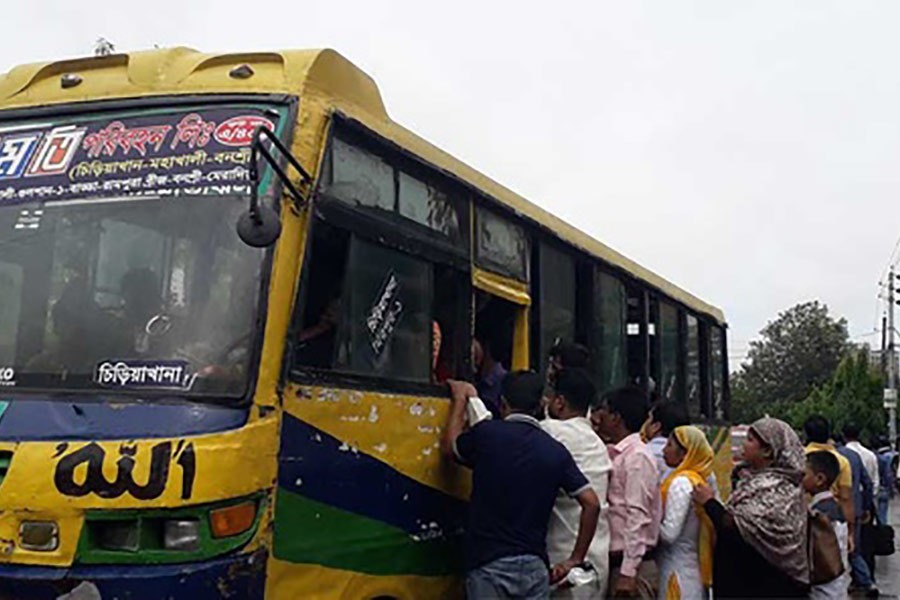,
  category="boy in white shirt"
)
[804,450,849,600]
